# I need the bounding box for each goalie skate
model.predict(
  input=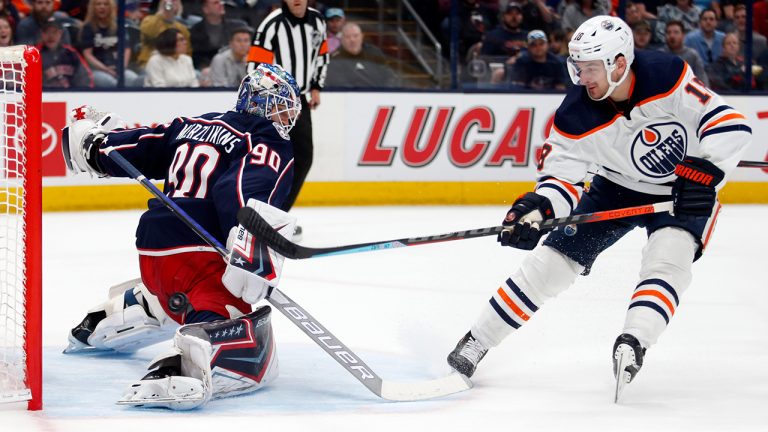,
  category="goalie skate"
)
[117,359,207,410]
[613,333,645,403]
[63,279,176,354]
